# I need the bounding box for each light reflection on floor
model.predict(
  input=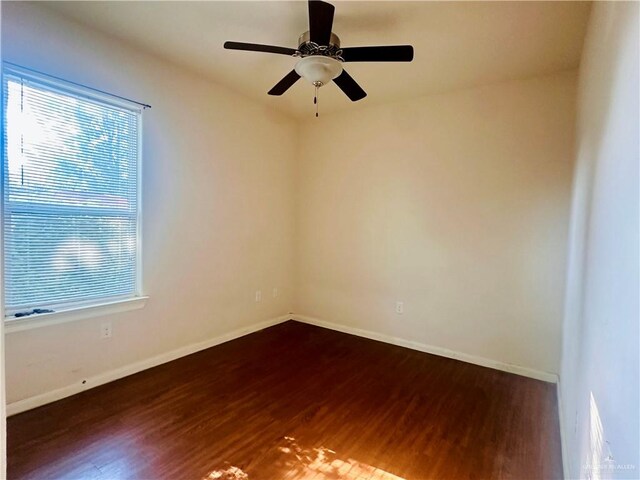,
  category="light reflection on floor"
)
[204,465,249,479]
[203,436,405,480]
